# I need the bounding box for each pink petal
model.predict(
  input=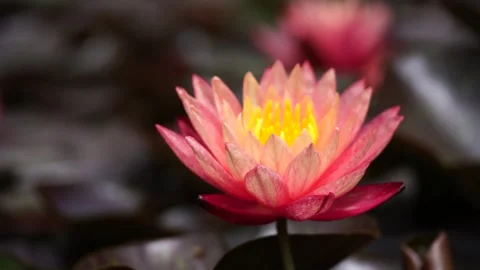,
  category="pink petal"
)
[177,88,227,166]
[212,77,242,116]
[225,143,258,181]
[340,80,366,108]
[311,162,369,197]
[260,60,288,96]
[310,182,404,221]
[284,64,305,103]
[337,86,373,152]
[301,61,316,88]
[176,117,203,145]
[316,68,336,91]
[245,165,288,208]
[243,71,263,108]
[186,137,252,200]
[282,193,334,221]
[156,125,207,180]
[284,144,322,199]
[199,194,278,225]
[261,135,292,174]
[323,106,402,181]
[192,74,215,107]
